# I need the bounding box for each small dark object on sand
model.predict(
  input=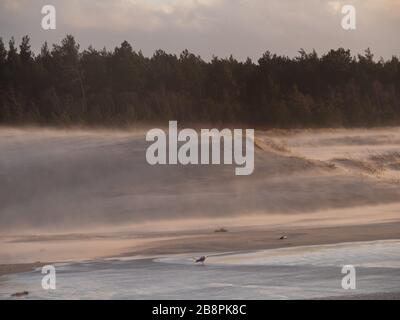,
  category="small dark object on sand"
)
[11,291,29,297]
[195,256,207,264]
[215,228,228,233]
[279,235,288,240]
